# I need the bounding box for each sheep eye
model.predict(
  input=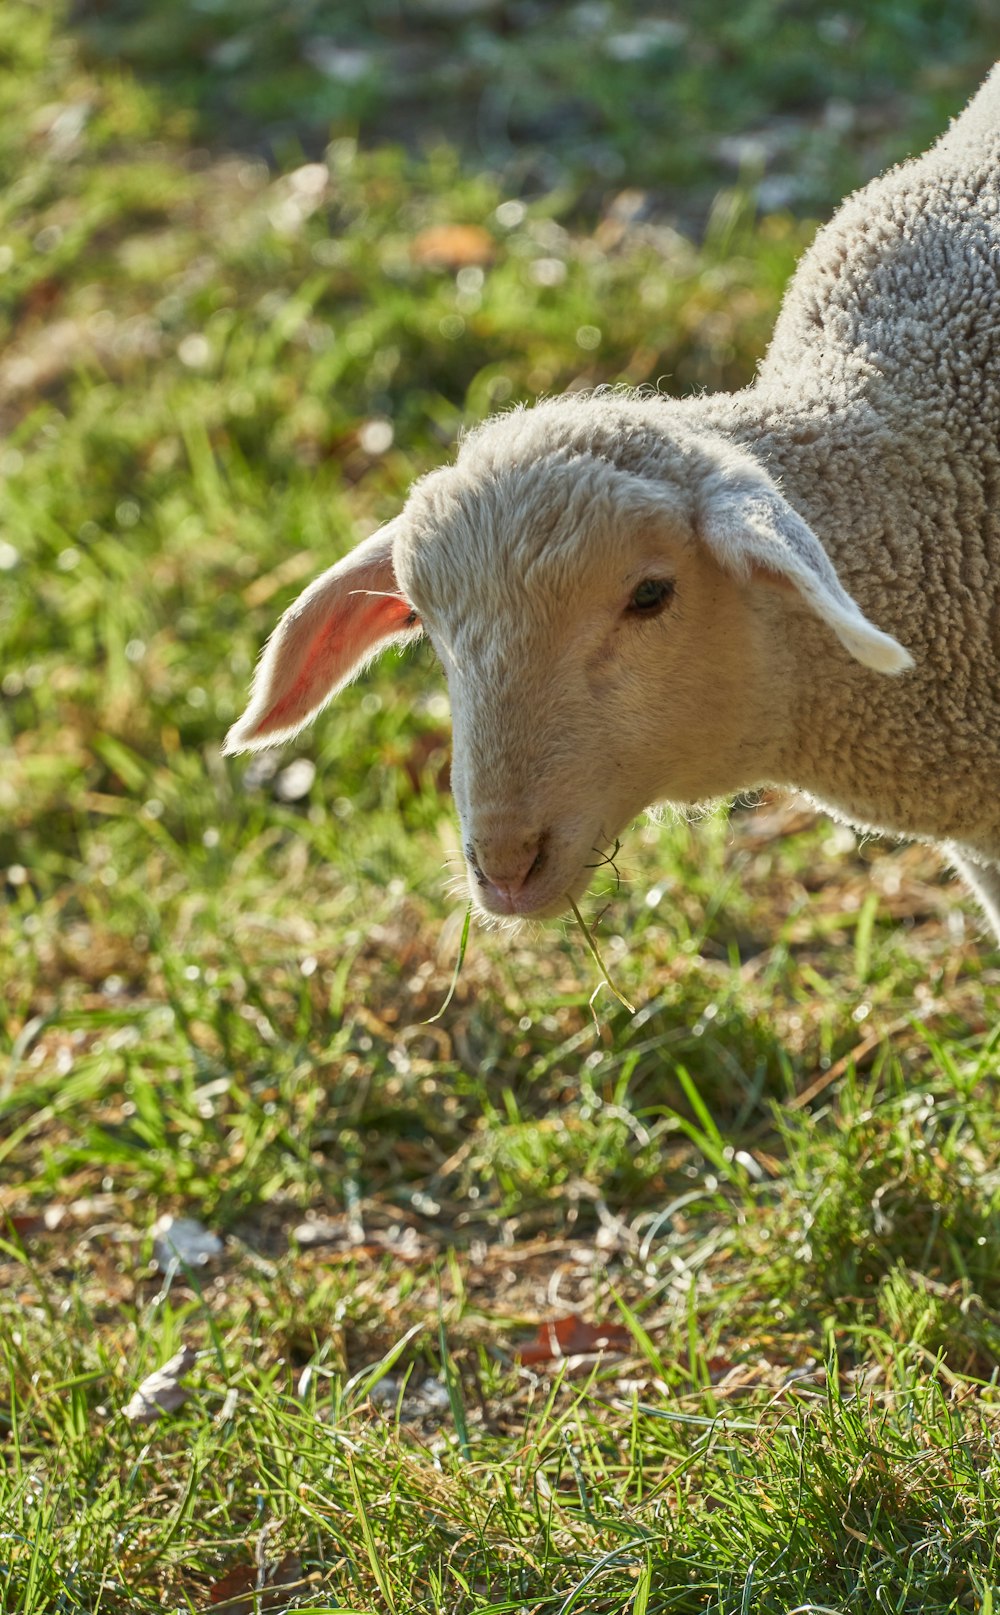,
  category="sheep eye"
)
[627,578,674,615]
